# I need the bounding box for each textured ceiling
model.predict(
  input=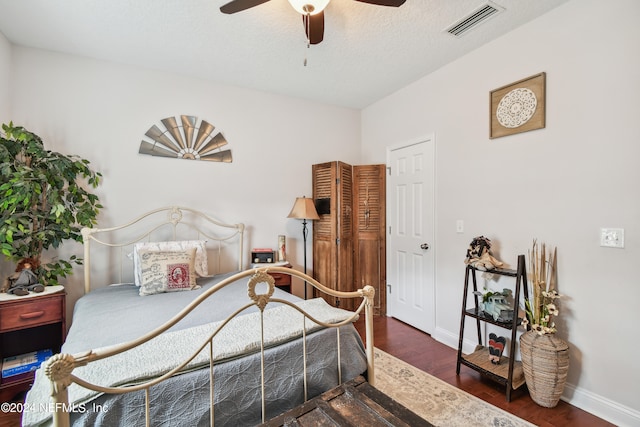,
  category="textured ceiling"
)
[0,0,568,108]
